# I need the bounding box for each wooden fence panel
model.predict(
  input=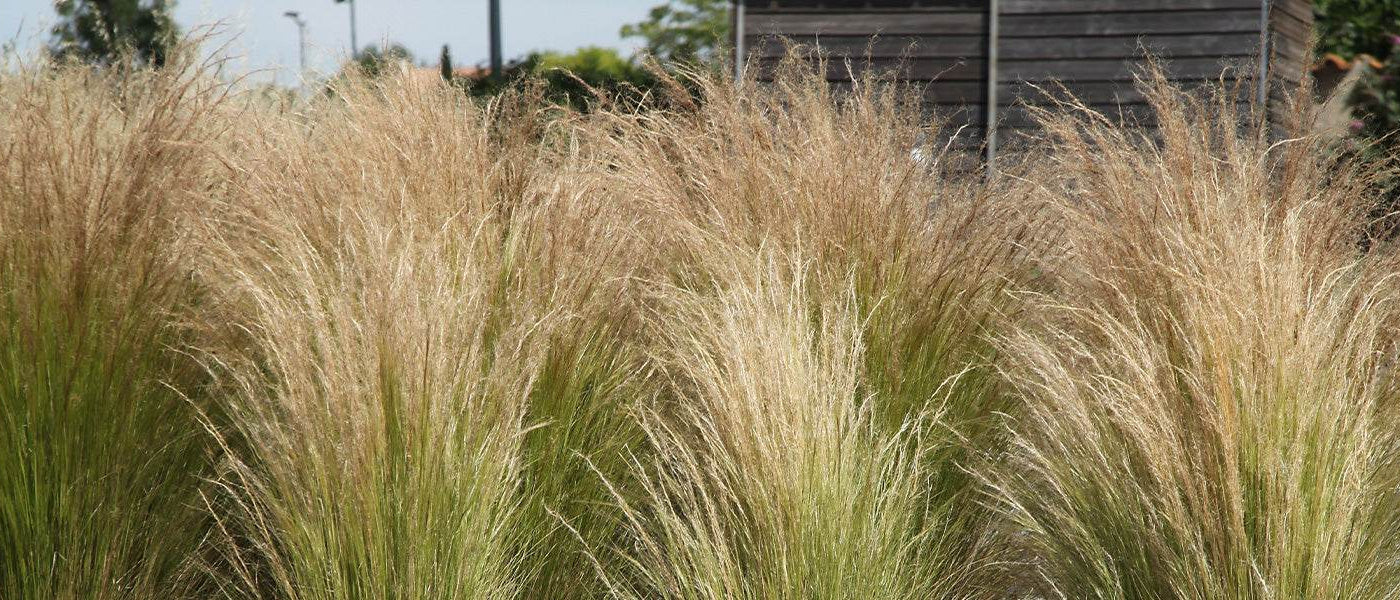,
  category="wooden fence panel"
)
[739,0,1312,153]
